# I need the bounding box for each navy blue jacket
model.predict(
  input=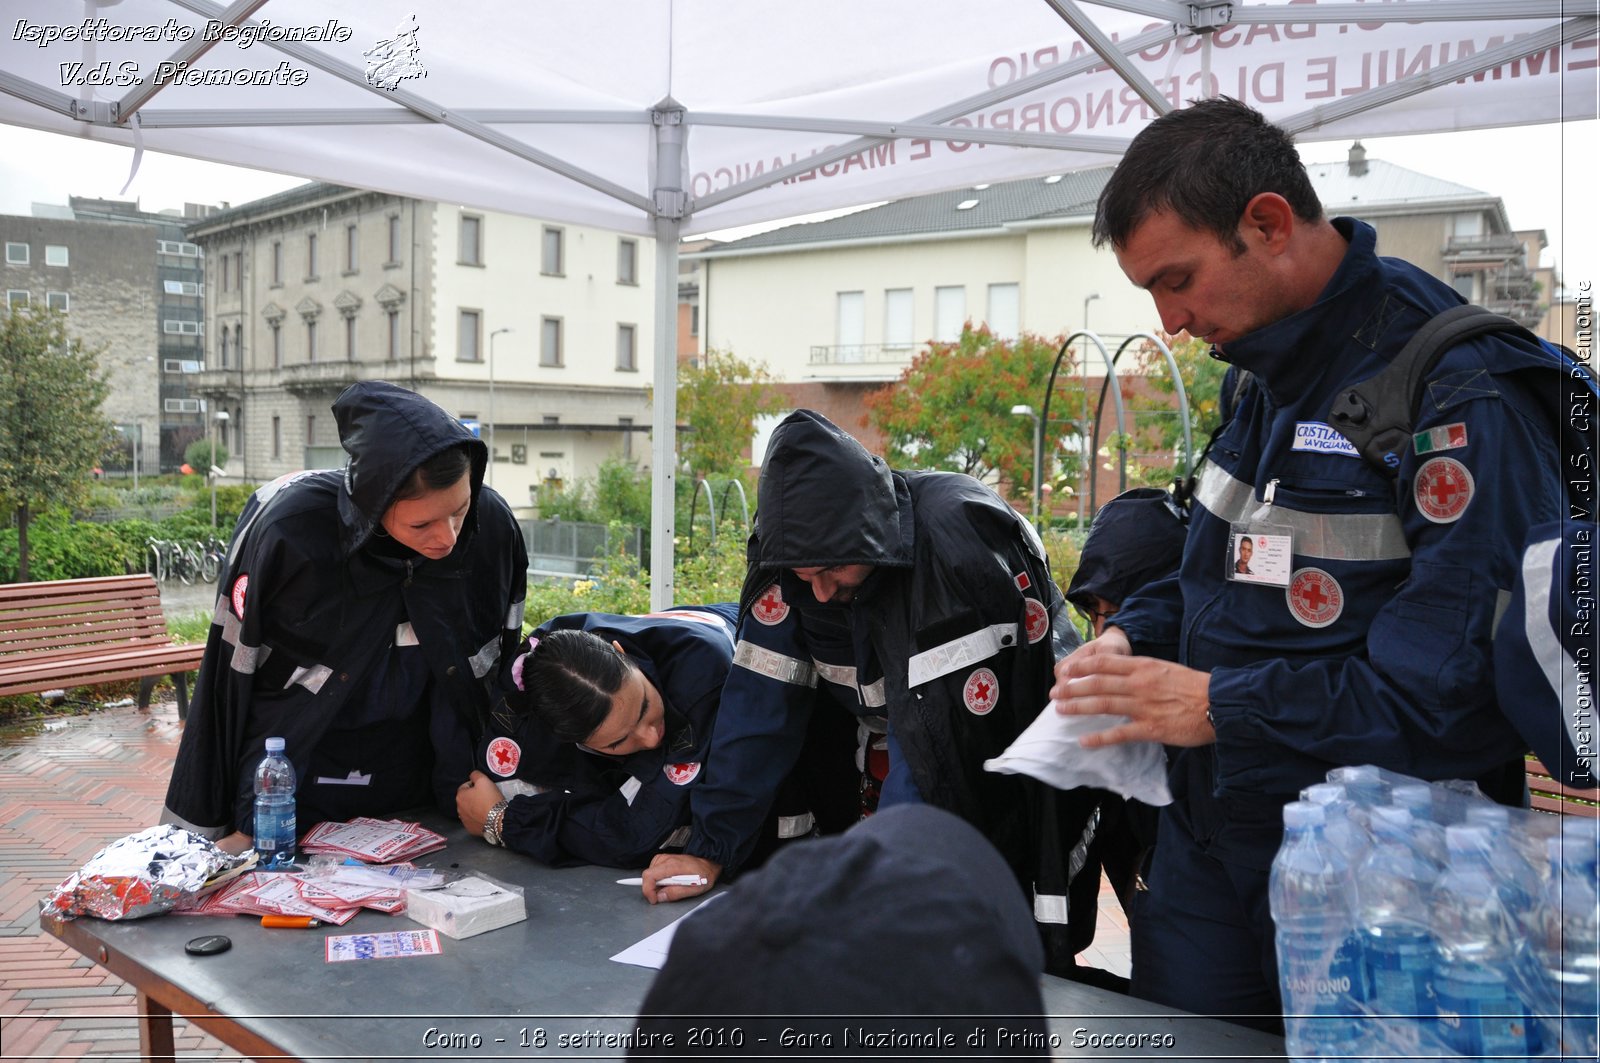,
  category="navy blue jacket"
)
[480,607,739,869]
[1111,218,1564,870]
